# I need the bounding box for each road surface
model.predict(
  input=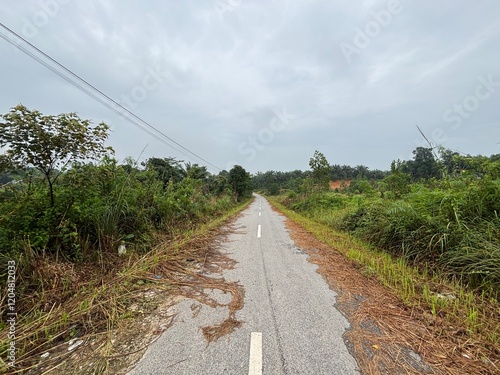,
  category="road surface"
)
[128,195,359,374]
